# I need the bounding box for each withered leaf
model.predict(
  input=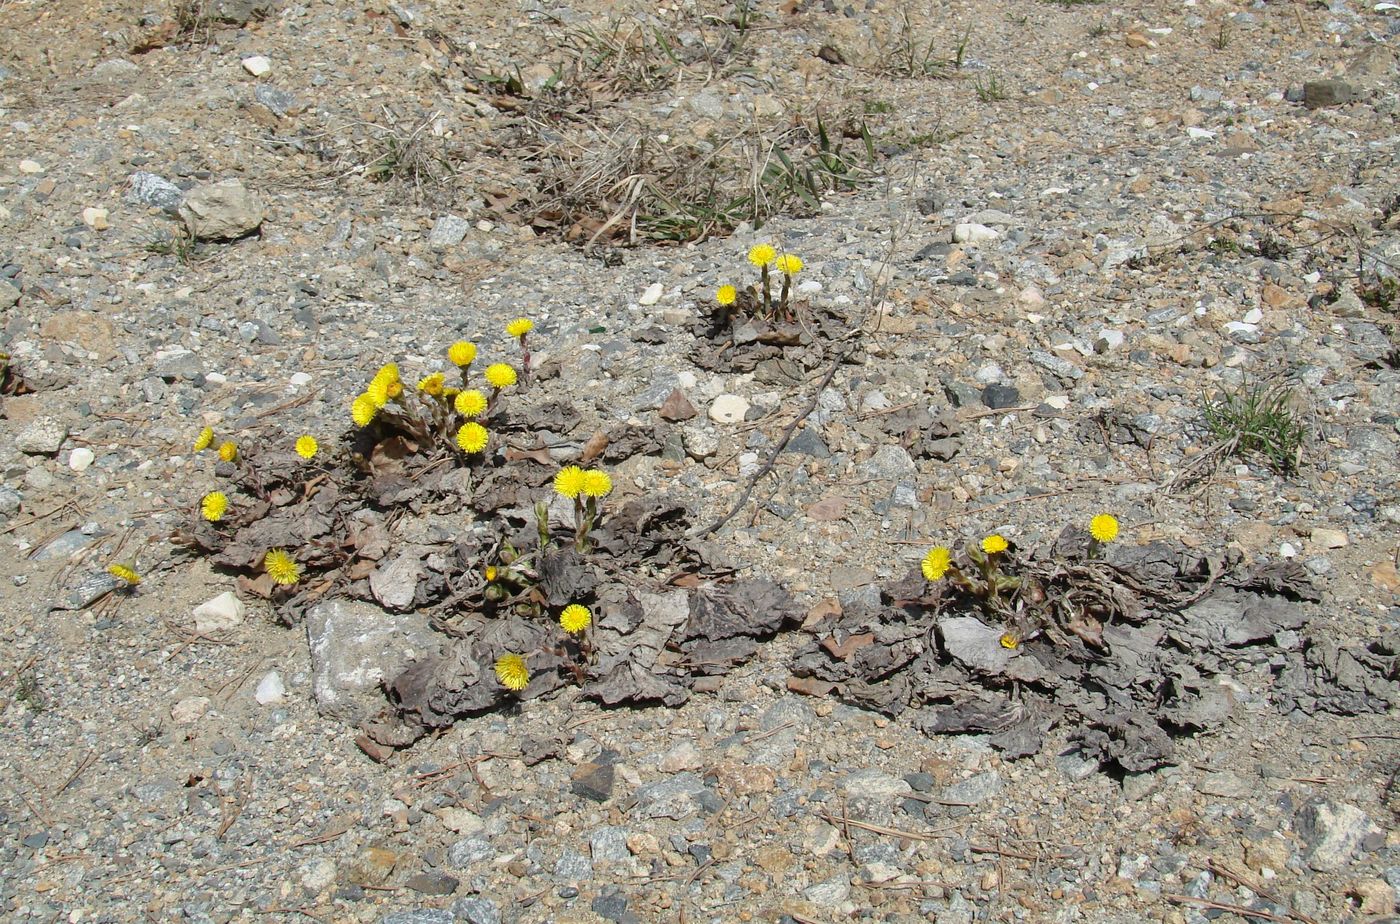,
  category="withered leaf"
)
[579,431,609,464]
